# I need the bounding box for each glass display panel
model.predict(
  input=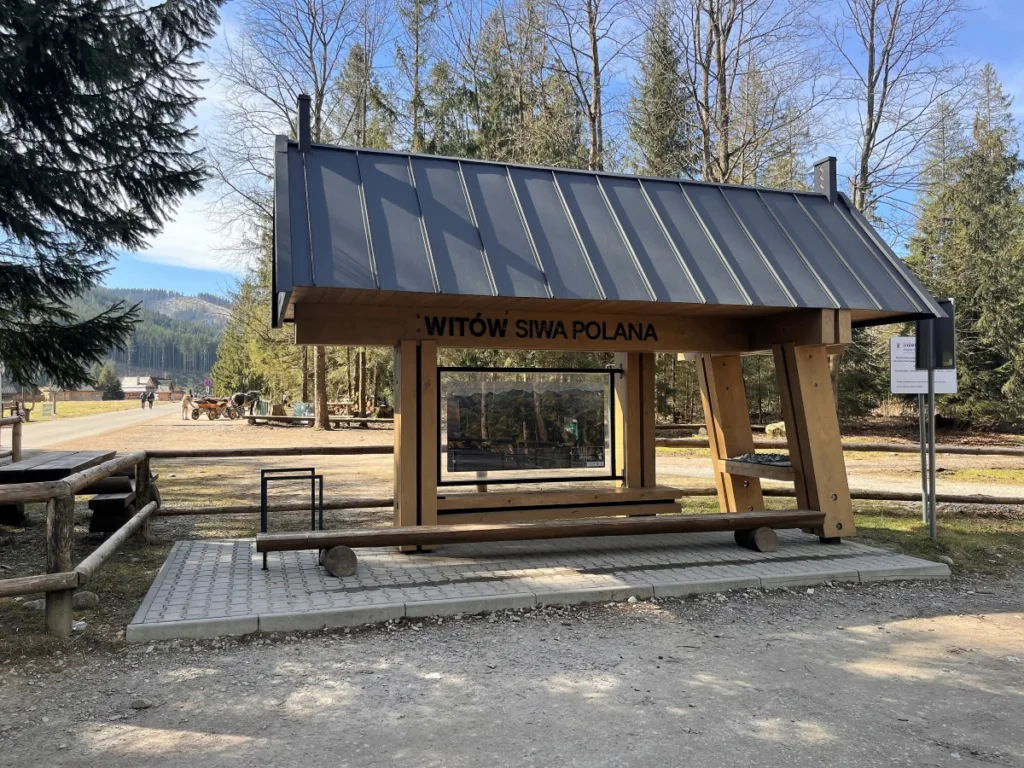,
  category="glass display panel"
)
[439,369,616,485]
